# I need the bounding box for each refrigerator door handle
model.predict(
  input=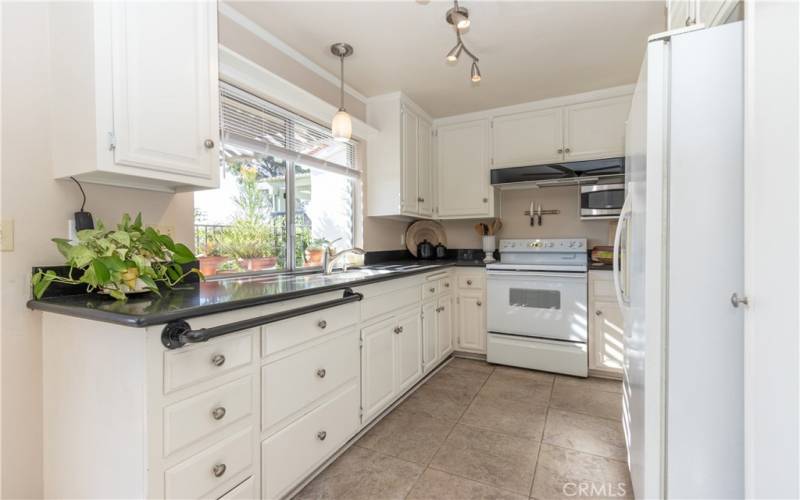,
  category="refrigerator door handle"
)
[613,195,632,308]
